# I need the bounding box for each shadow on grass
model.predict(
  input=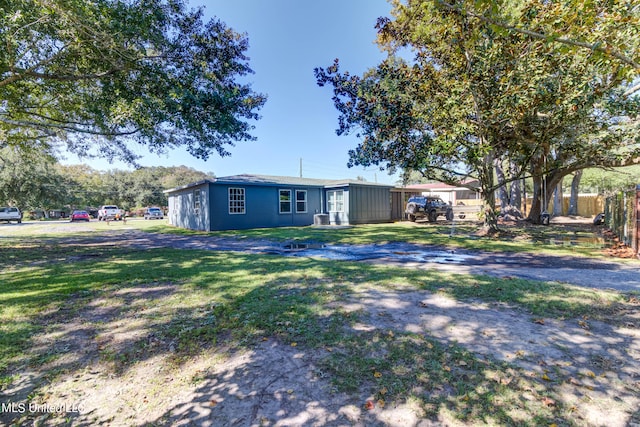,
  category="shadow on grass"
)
[137,285,638,426]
